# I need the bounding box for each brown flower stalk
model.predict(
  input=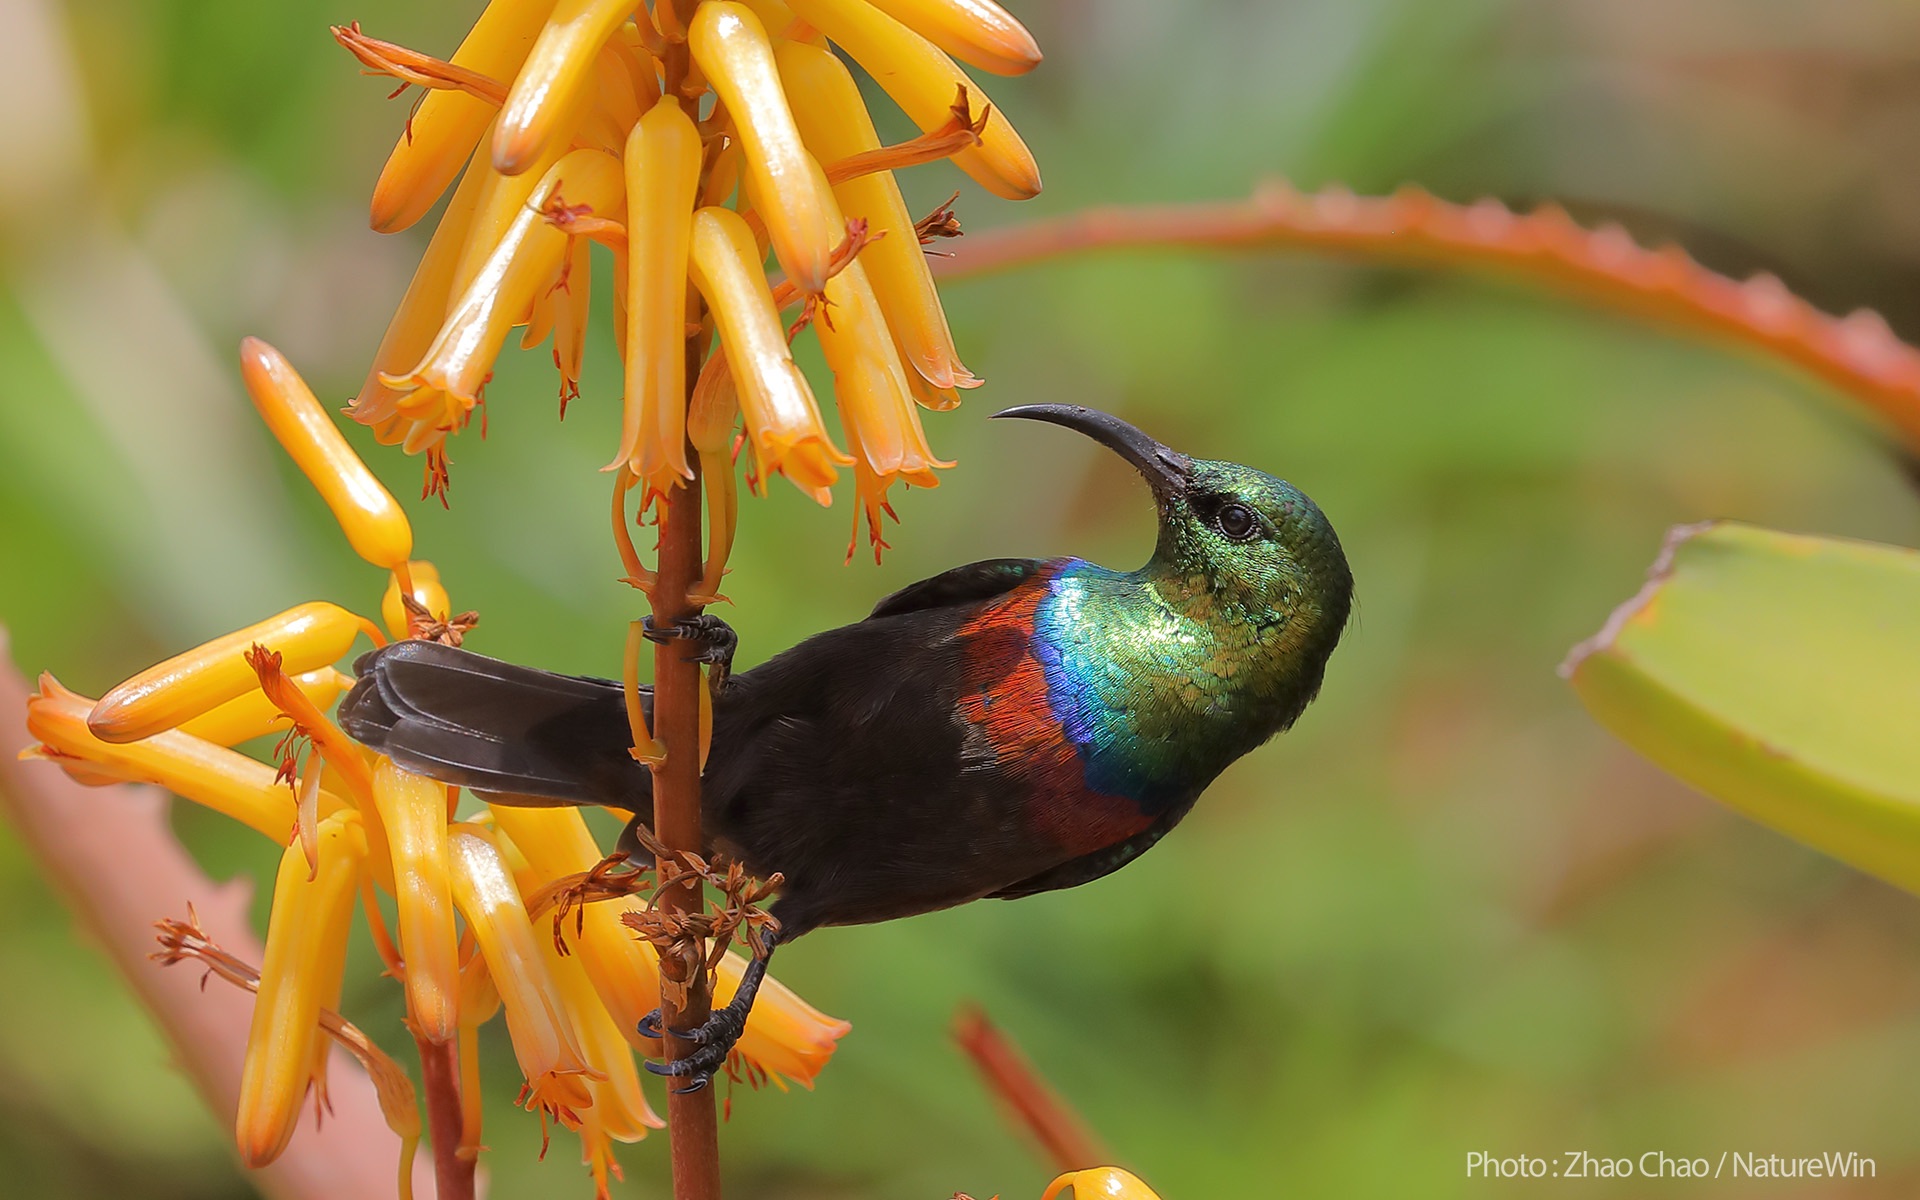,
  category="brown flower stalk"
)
[331,23,509,106]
